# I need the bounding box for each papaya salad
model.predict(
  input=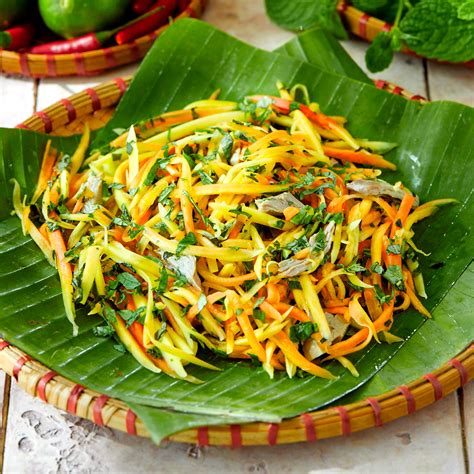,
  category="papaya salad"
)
[12,83,454,382]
